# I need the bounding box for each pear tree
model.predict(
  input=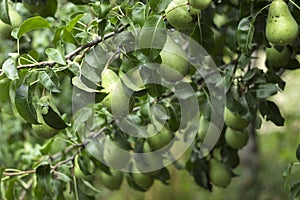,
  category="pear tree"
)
[0,0,300,199]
